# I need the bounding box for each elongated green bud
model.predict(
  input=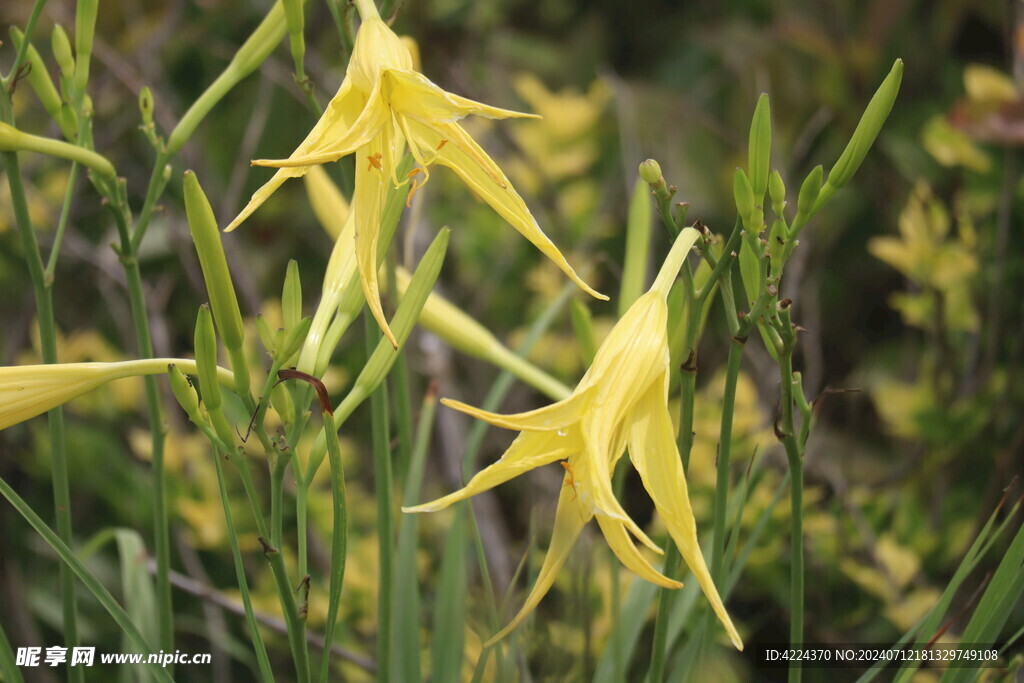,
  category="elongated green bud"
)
[282,0,306,76]
[183,171,245,353]
[195,305,222,410]
[768,169,786,218]
[817,58,903,211]
[570,299,598,367]
[168,1,296,154]
[167,364,204,423]
[339,229,449,416]
[9,29,75,139]
[74,0,98,95]
[767,218,787,264]
[0,122,115,177]
[794,165,823,226]
[621,177,652,316]
[139,86,154,126]
[748,93,771,200]
[733,168,756,227]
[738,240,760,308]
[271,382,295,424]
[282,259,301,331]
[256,314,277,354]
[277,317,311,364]
[51,25,75,79]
